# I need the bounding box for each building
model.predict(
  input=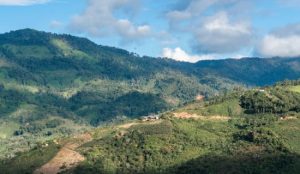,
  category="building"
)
[141,115,160,121]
